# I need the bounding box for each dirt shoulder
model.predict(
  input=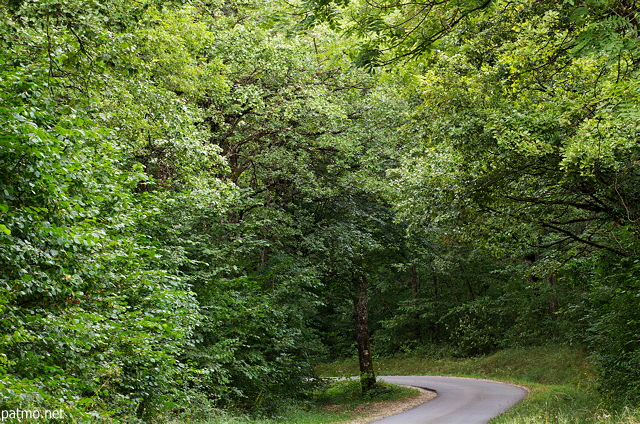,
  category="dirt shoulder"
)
[339,386,436,424]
